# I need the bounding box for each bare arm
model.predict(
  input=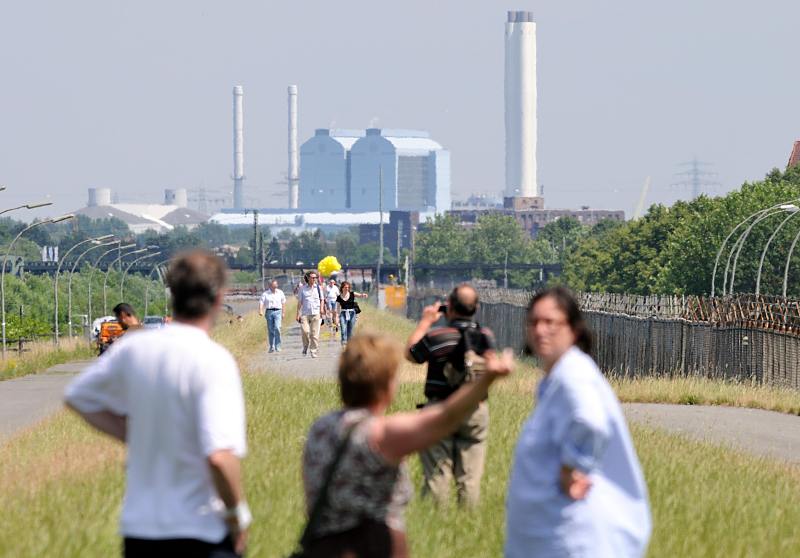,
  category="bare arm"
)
[373,349,514,464]
[208,449,248,553]
[404,301,441,362]
[66,404,127,442]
